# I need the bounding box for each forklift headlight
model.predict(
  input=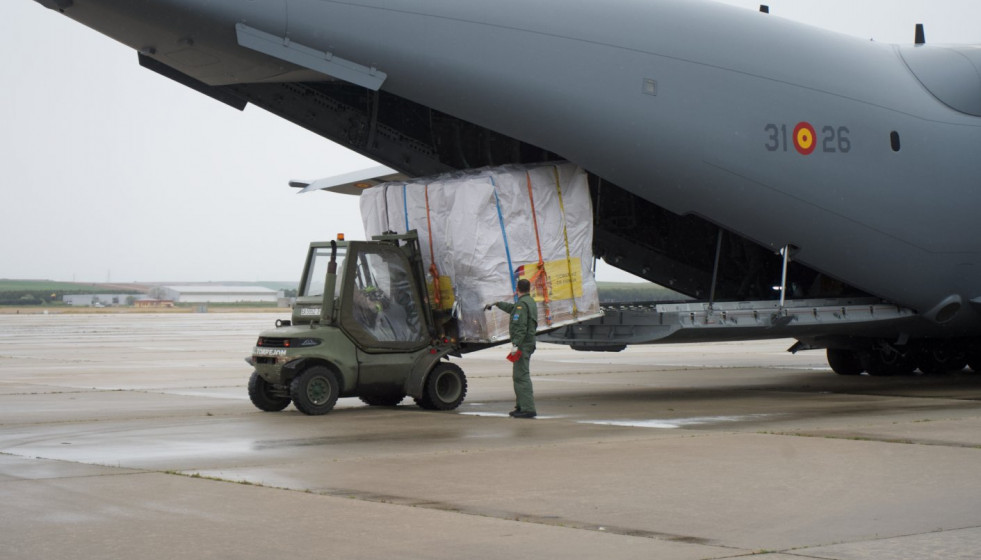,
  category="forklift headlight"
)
[256,337,321,349]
